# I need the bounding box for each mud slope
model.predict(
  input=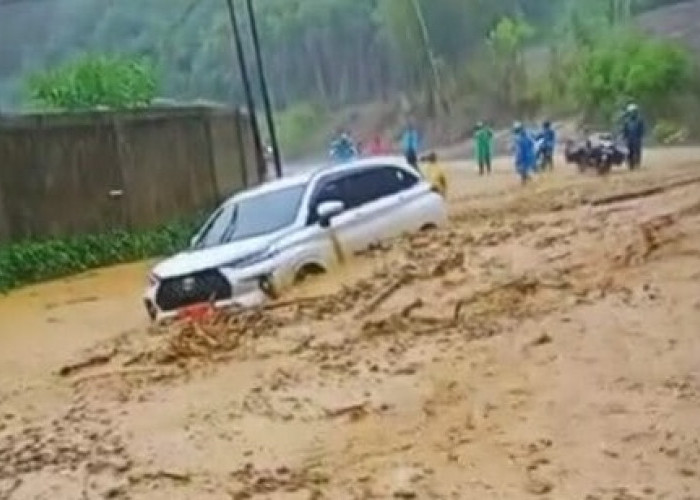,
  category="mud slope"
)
[2,152,700,499]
